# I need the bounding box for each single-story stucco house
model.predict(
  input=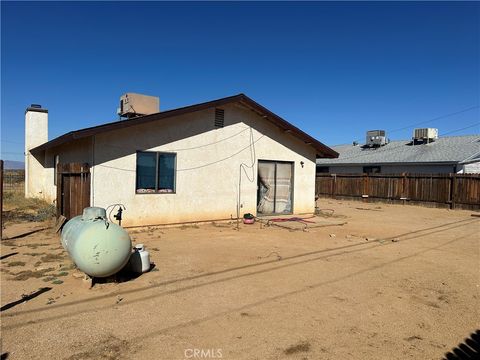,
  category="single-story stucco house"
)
[25,93,338,227]
[316,131,480,175]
